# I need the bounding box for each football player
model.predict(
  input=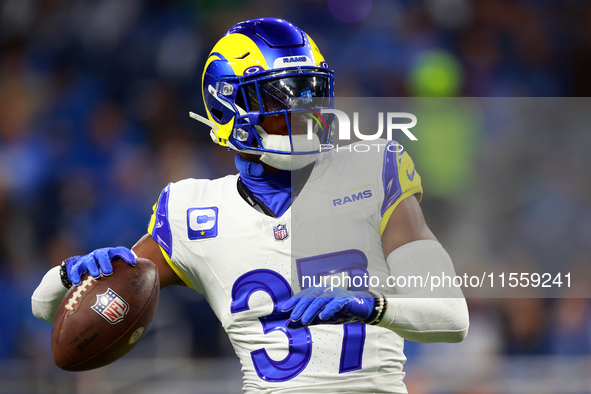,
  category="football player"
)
[32,18,469,393]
